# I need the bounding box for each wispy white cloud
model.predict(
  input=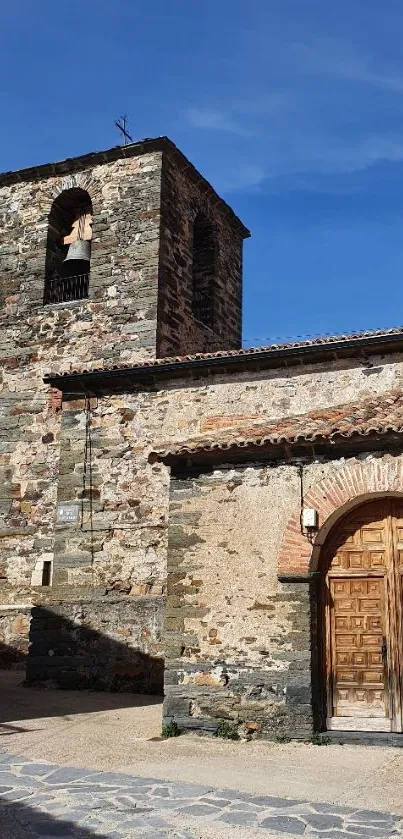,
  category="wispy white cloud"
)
[266,135,403,179]
[218,131,403,194]
[186,106,252,136]
[218,162,266,191]
[295,37,403,92]
[184,37,403,193]
[186,94,290,136]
